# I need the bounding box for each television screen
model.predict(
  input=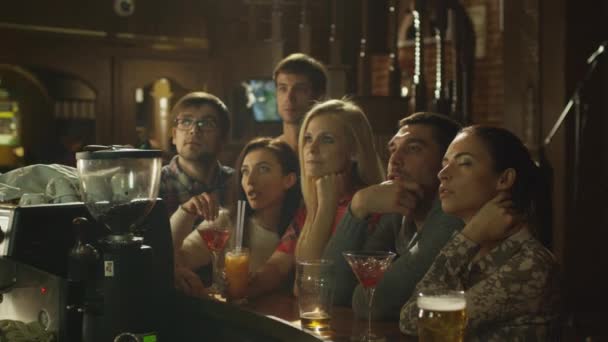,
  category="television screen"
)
[242,79,280,122]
